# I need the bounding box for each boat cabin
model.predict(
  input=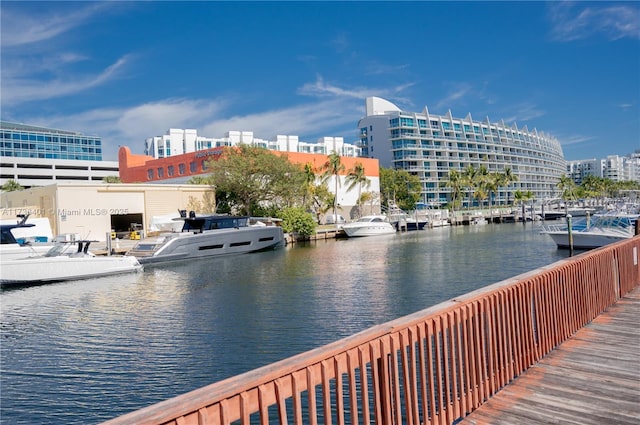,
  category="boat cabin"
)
[181,215,249,234]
